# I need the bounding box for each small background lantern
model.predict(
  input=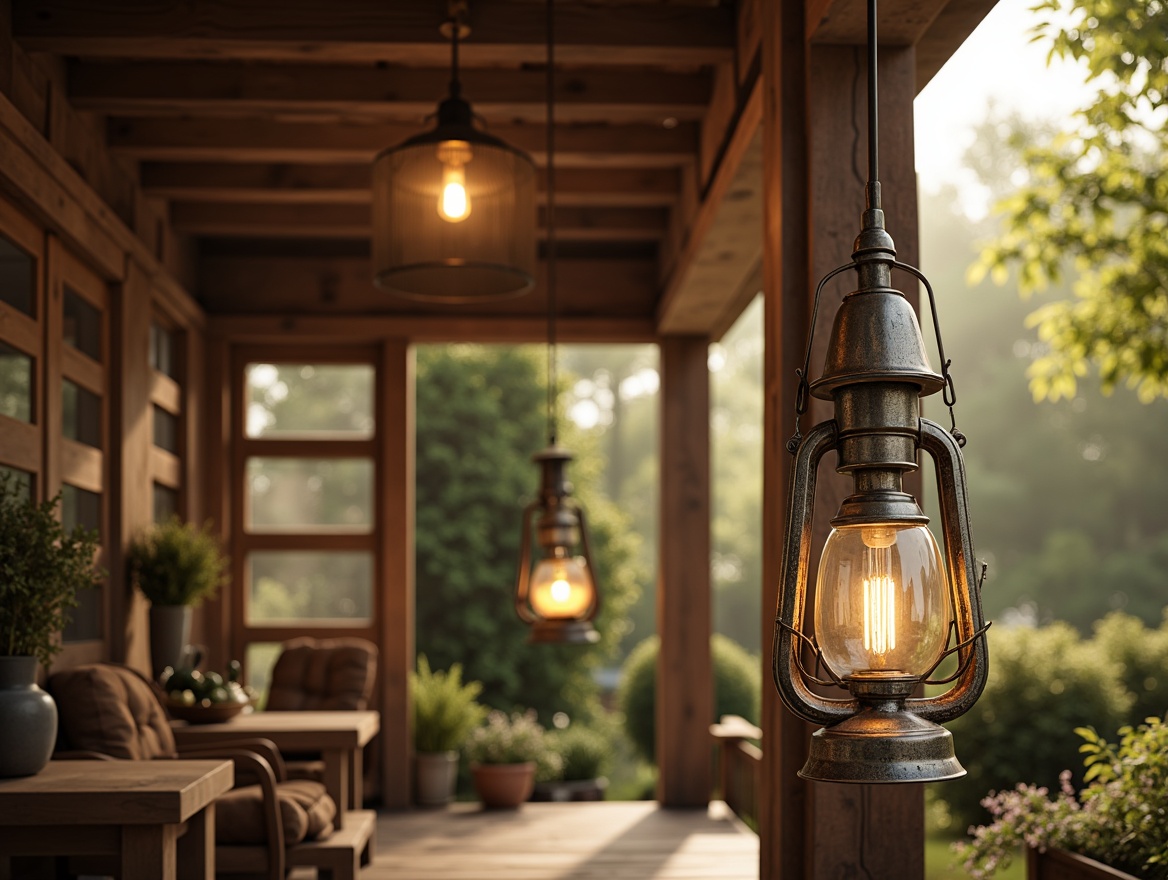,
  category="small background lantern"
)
[513,0,600,645]
[771,0,990,784]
